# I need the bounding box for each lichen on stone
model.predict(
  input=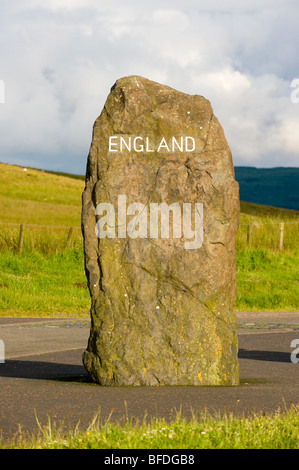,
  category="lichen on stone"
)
[82,76,240,386]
